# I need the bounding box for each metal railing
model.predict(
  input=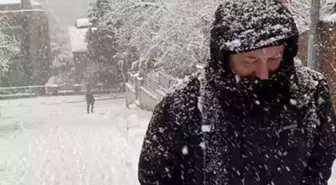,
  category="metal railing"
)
[0,85,45,96]
[0,83,118,97]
